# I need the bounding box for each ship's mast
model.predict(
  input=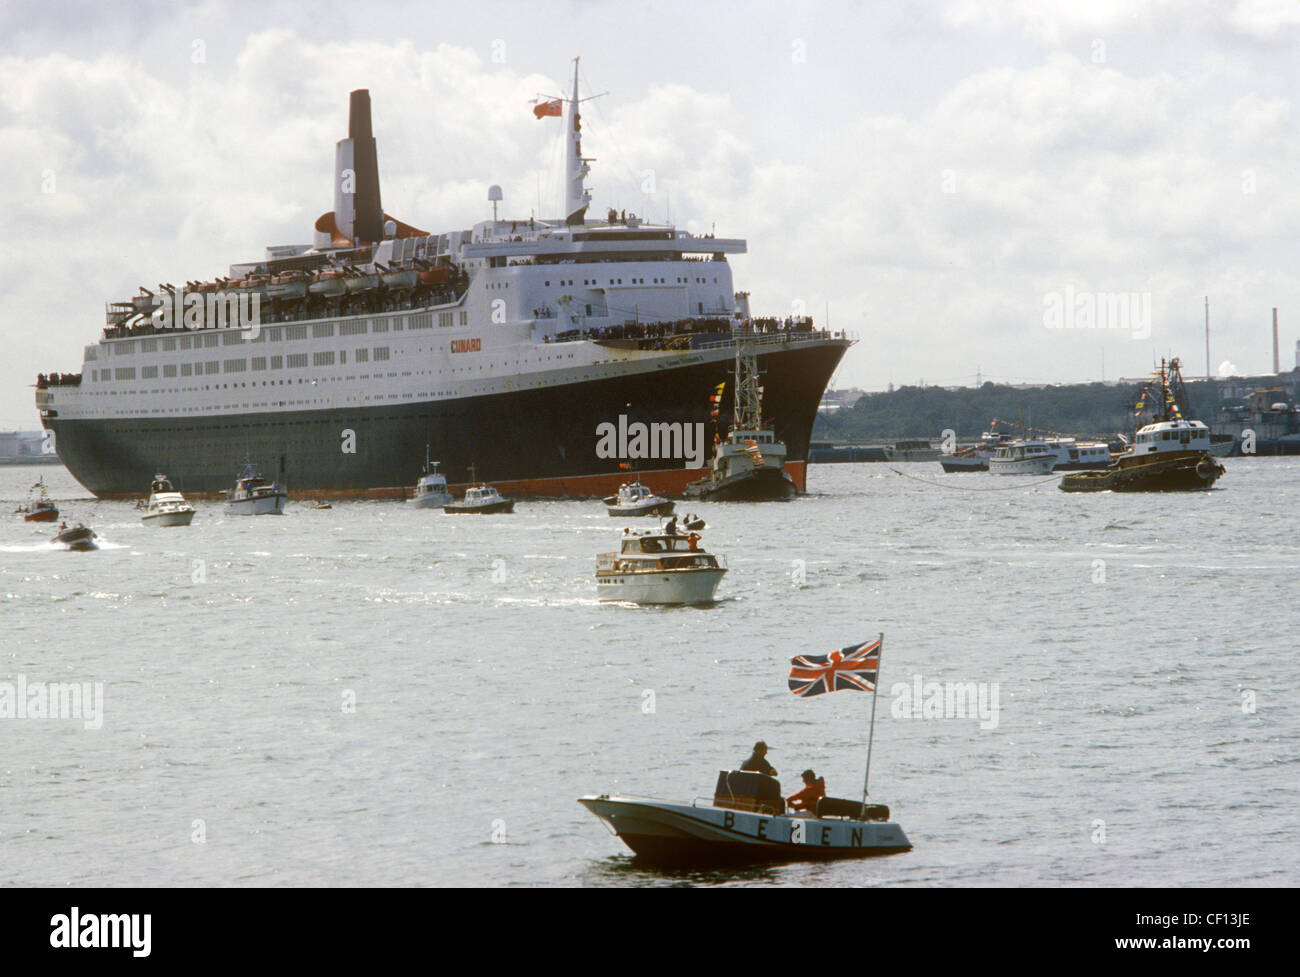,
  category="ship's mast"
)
[564,57,592,226]
[732,338,763,431]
